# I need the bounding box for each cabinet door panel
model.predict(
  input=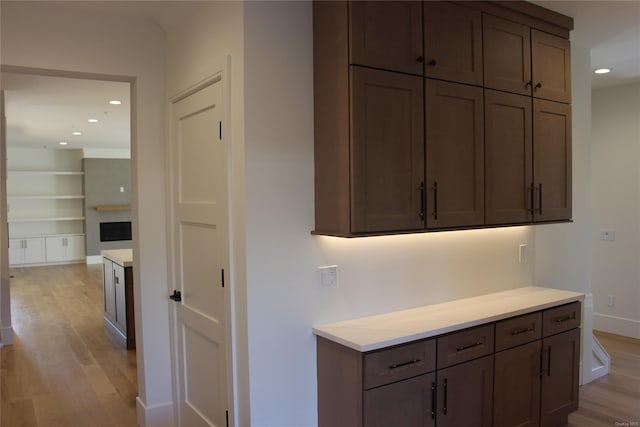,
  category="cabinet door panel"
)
[485,90,533,224]
[483,14,531,96]
[24,237,45,264]
[424,2,482,85]
[350,1,423,75]
[494,340,542,427]
[66,235,85,261]
[45,236,65,263]
[426,79,484,228]
[114,264,127,333]
[436,355,493,427]
[364,373,435,427]
[541,329,580,427]
[533,99,572,222]
[103,259,116,322]
[532,30,571,103]
[350,67,424,232]
[9,239,24,265]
